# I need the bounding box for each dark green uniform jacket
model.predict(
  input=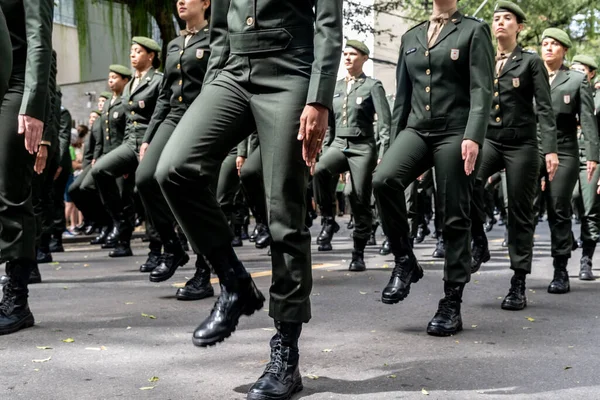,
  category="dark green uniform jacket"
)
[391,11,494,145]
[58,105,72,169]
[551,68,598,162]
[144,30,211,144]
[96,95,126,157]
[84,117,100,168]
[330,74,391,159]
[489,46,557,154]
[121,67,163,150]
